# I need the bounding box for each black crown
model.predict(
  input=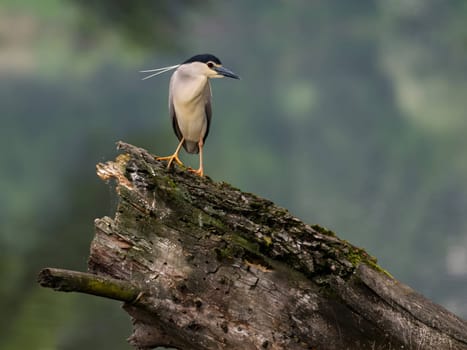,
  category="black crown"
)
[183,54,222,65]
